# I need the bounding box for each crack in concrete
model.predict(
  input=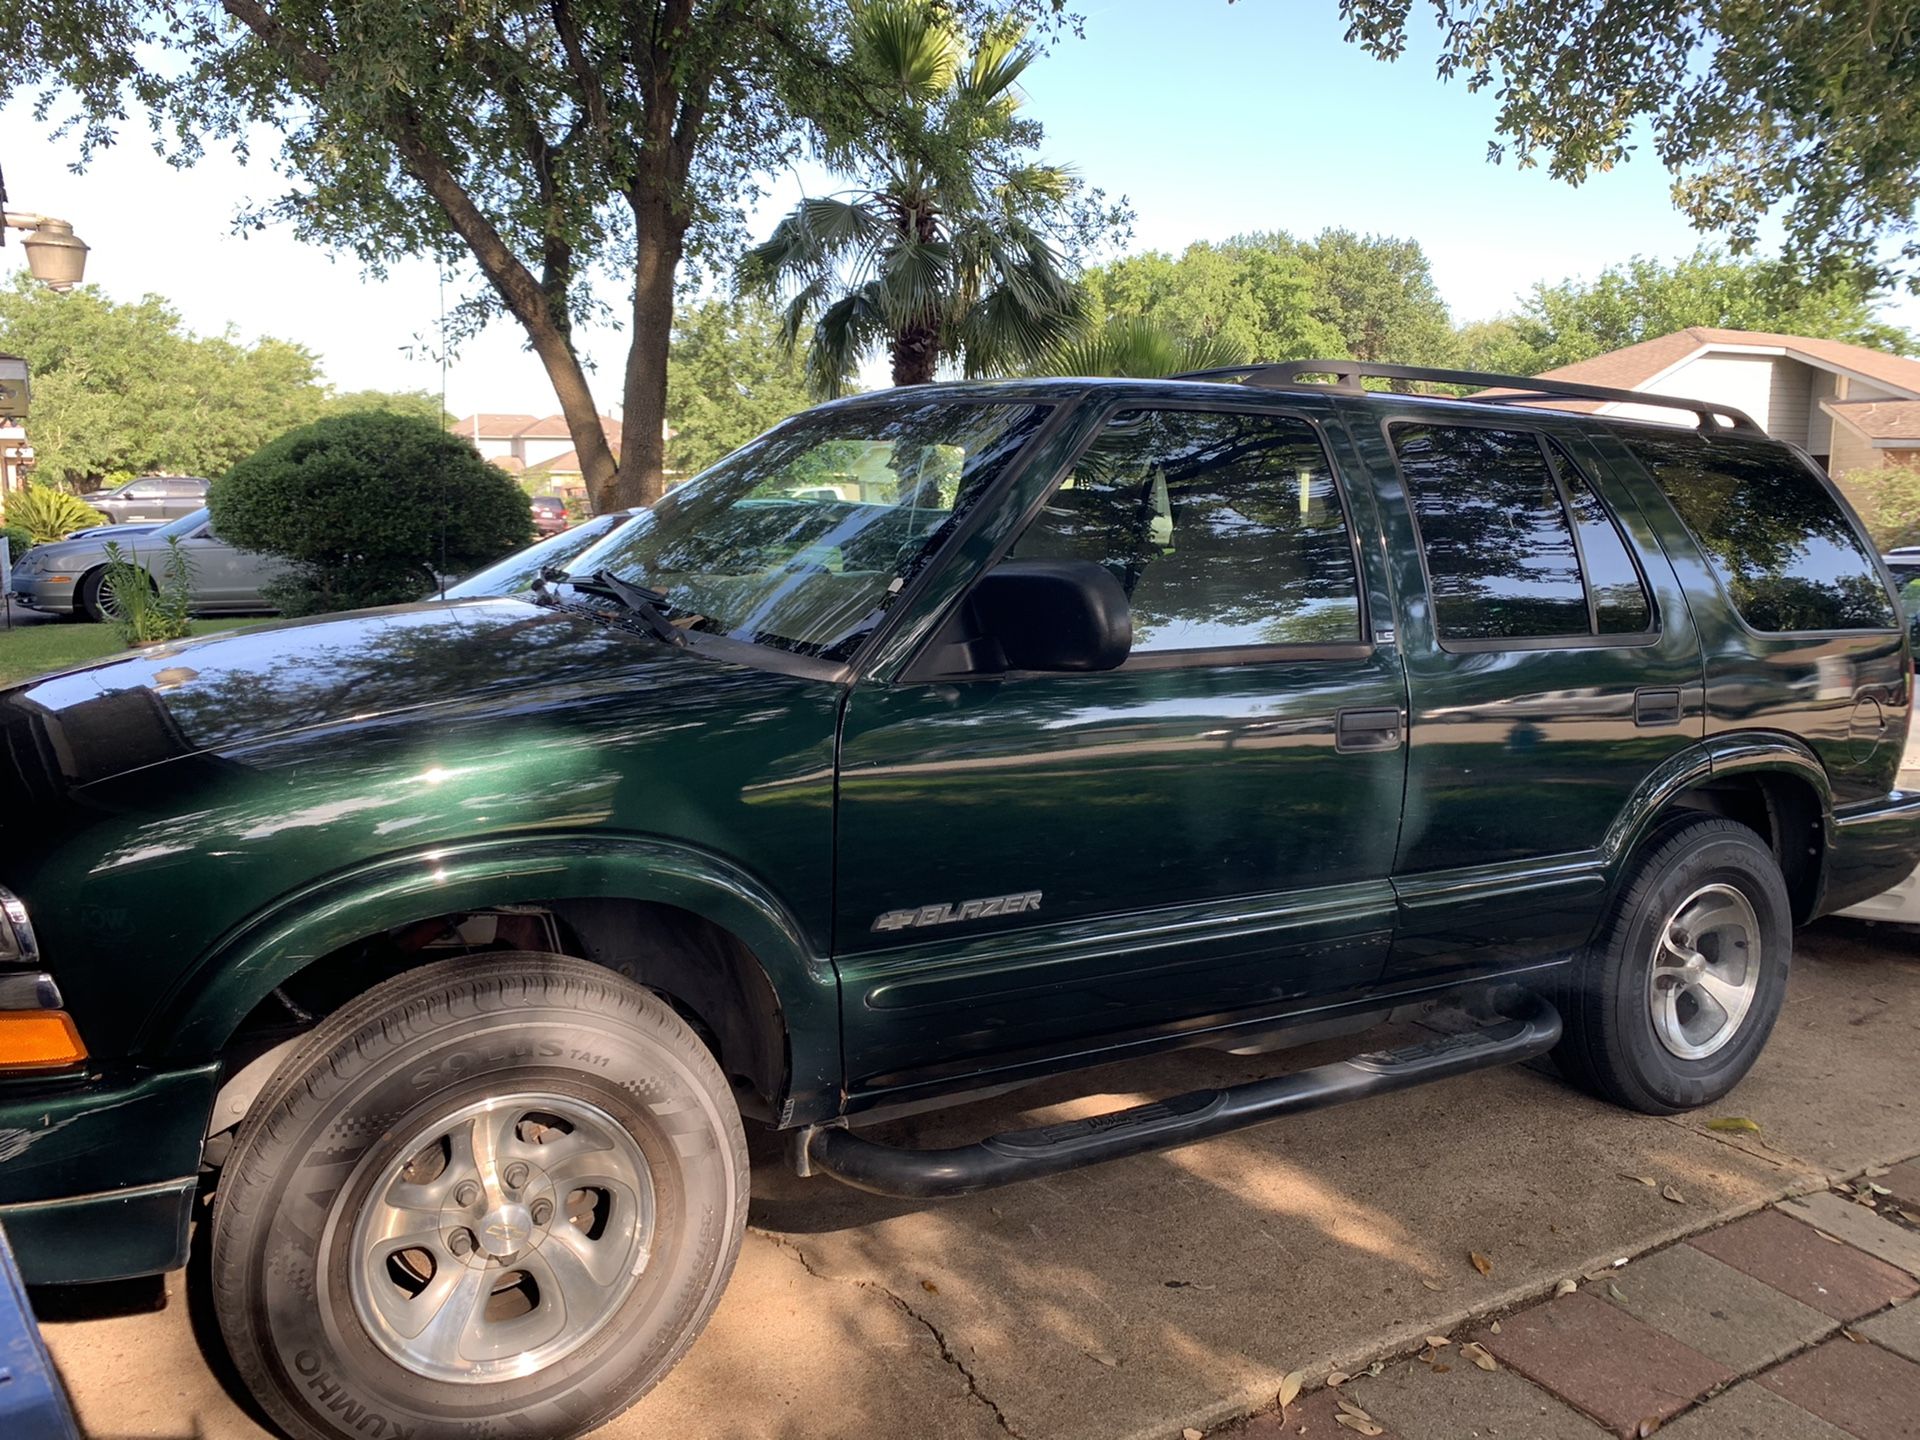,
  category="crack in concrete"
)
[750,1228,1024,1438]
